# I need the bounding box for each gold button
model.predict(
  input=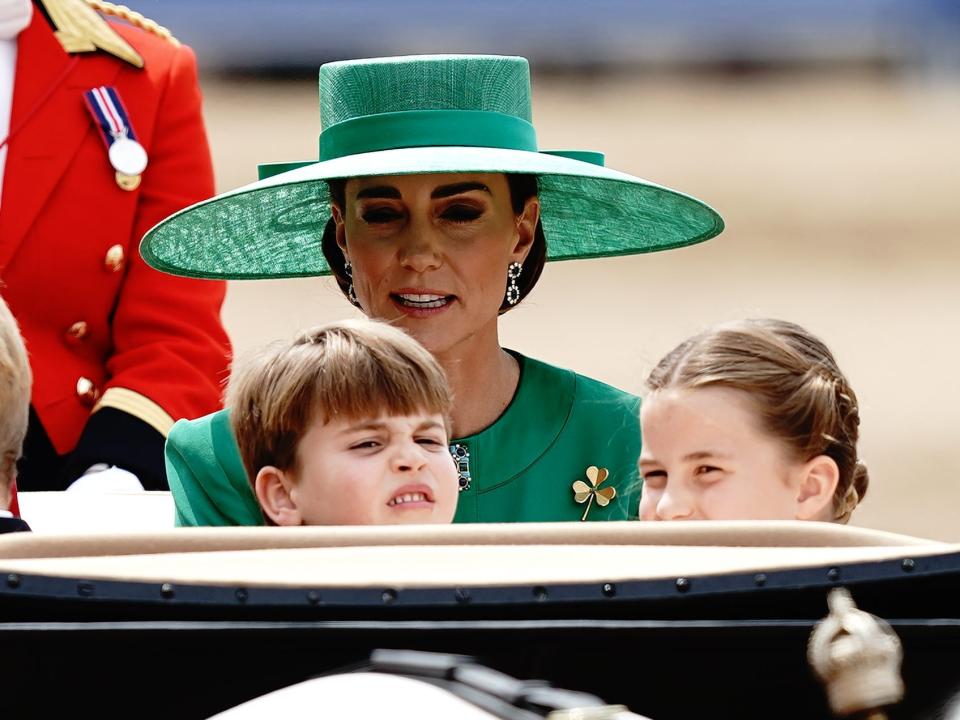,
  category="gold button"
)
[65,321,88,344]
[104,244,125,273]
[76,377,99,407]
